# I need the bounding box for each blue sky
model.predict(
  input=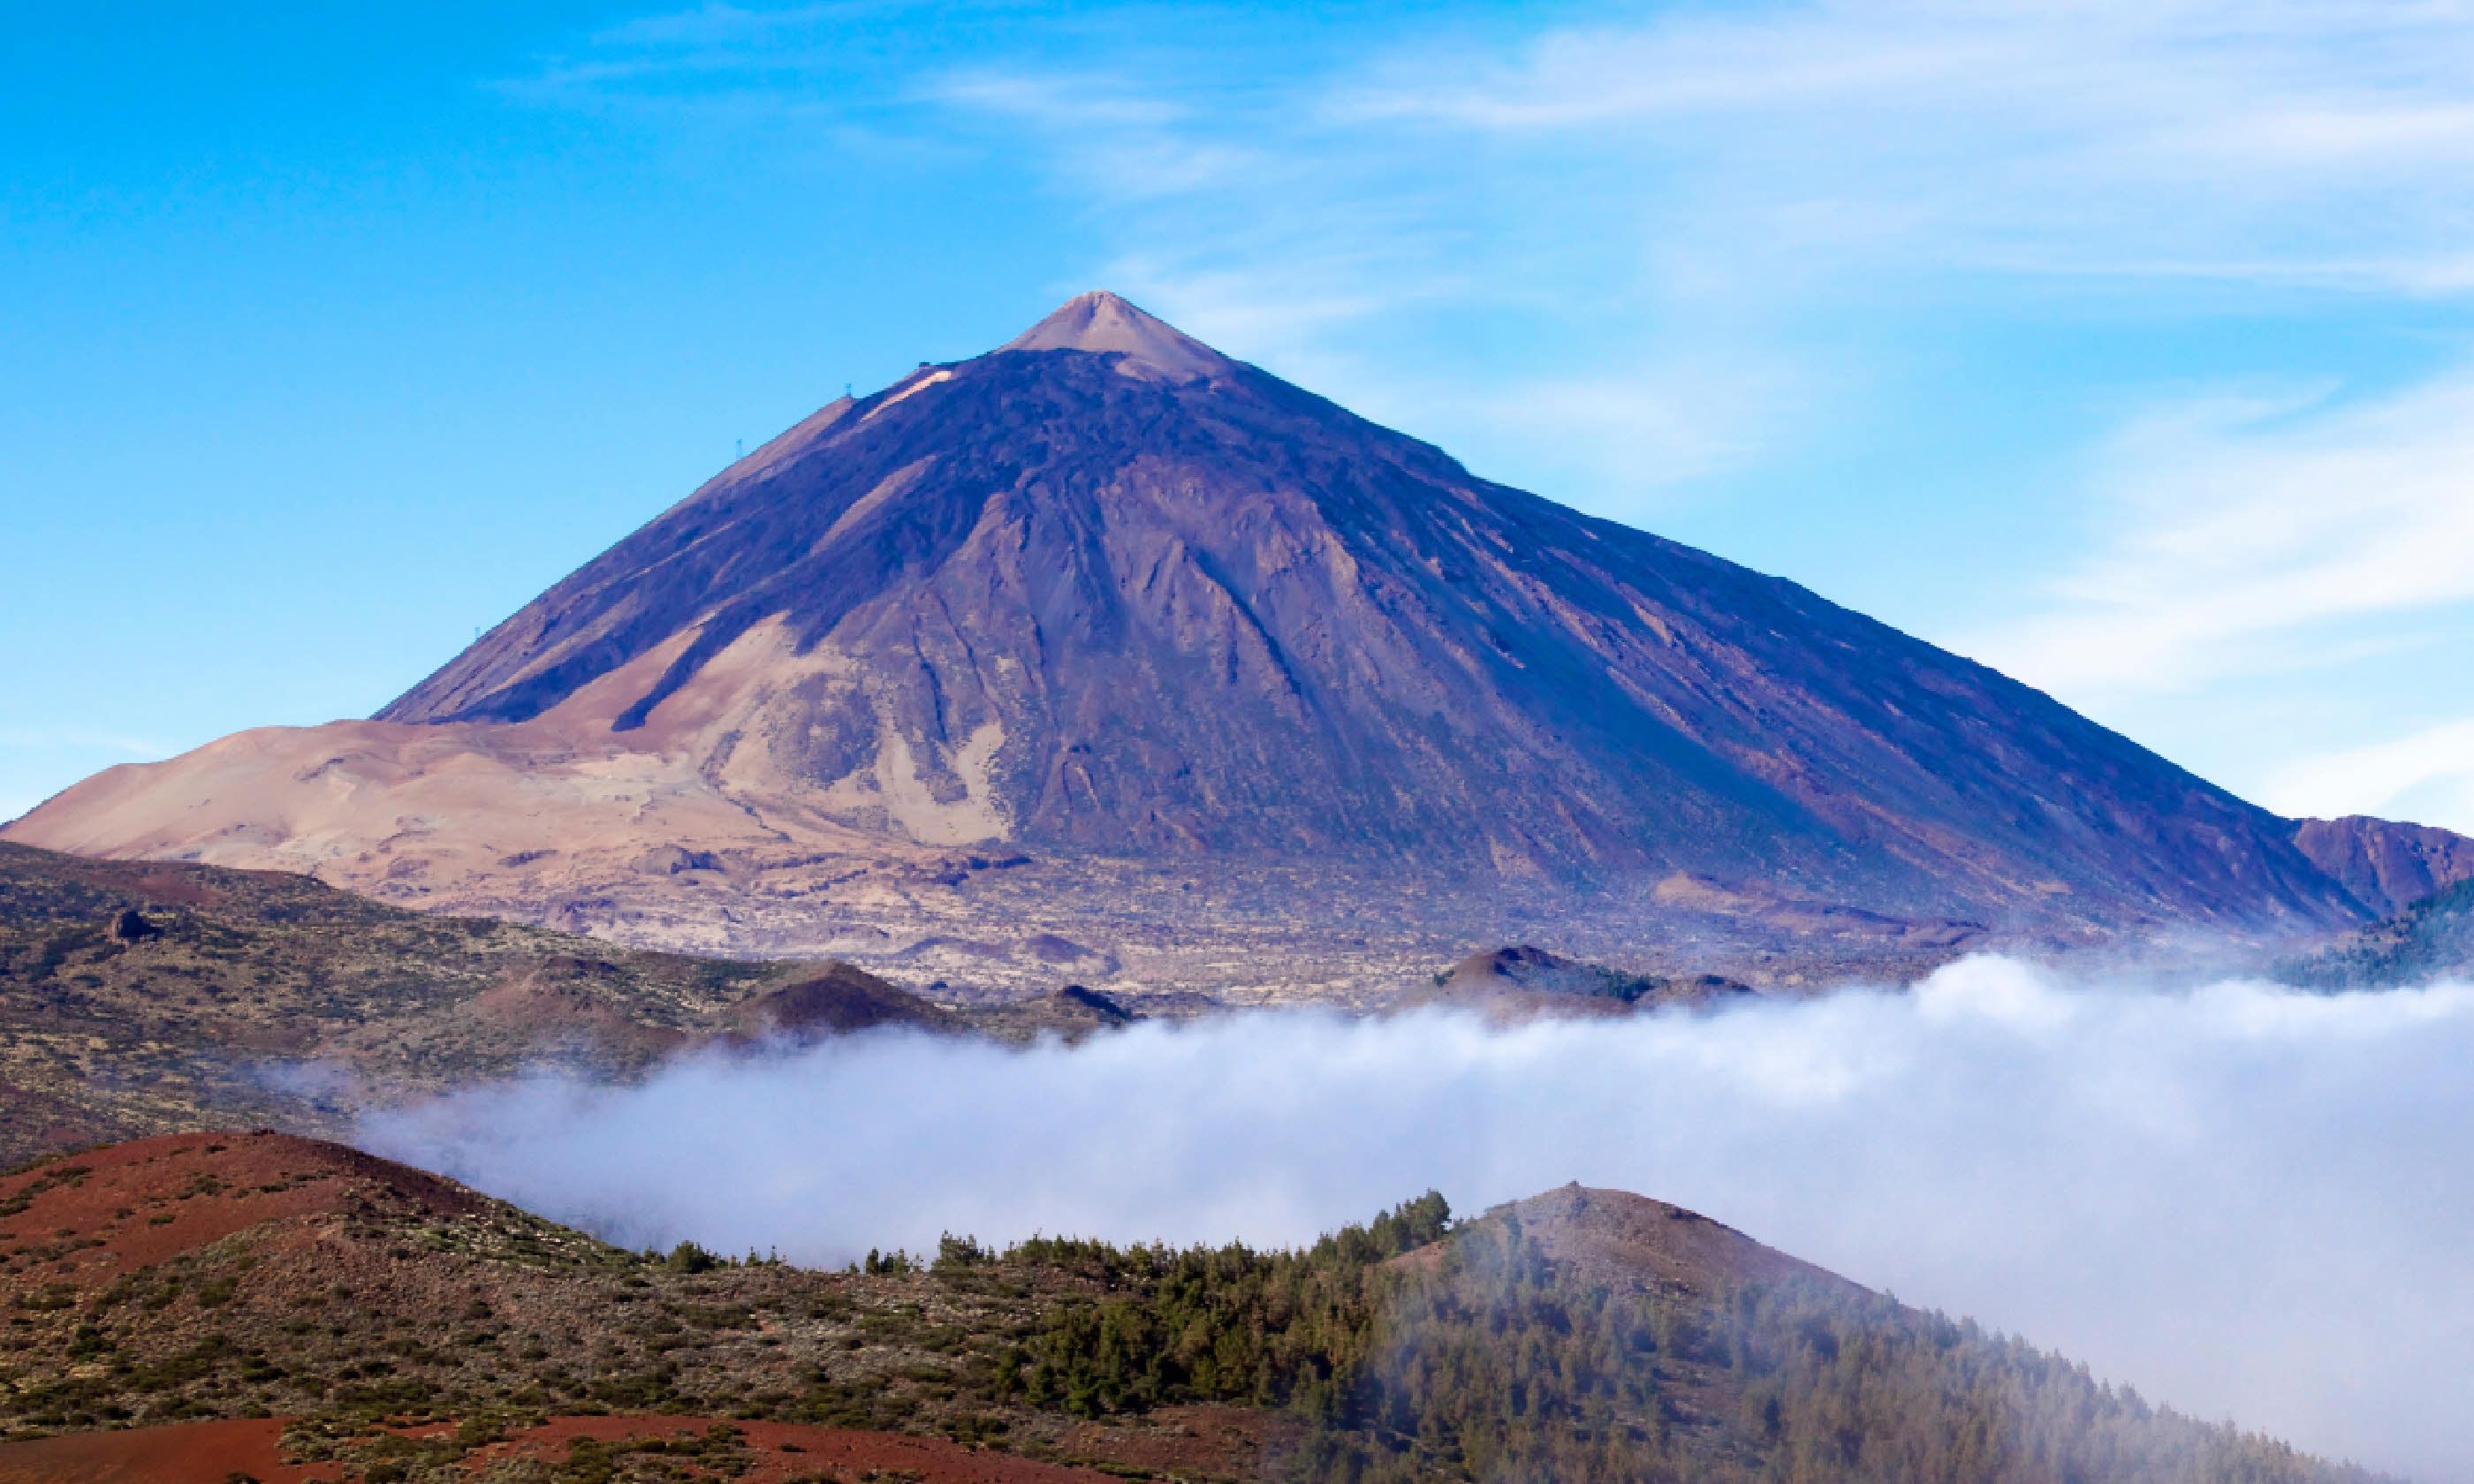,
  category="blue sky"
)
[7,1,2474,831]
